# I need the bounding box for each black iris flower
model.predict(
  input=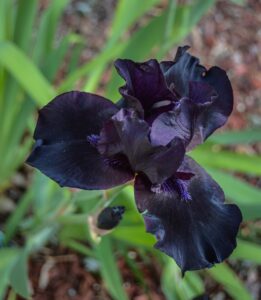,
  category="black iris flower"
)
[27,46,242,274]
